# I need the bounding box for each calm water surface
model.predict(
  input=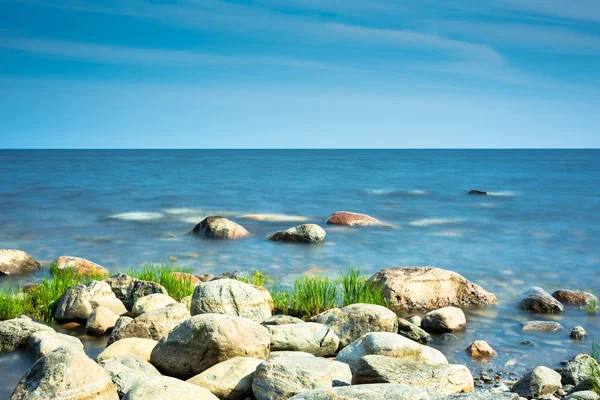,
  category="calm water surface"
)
[0,149,599,397]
